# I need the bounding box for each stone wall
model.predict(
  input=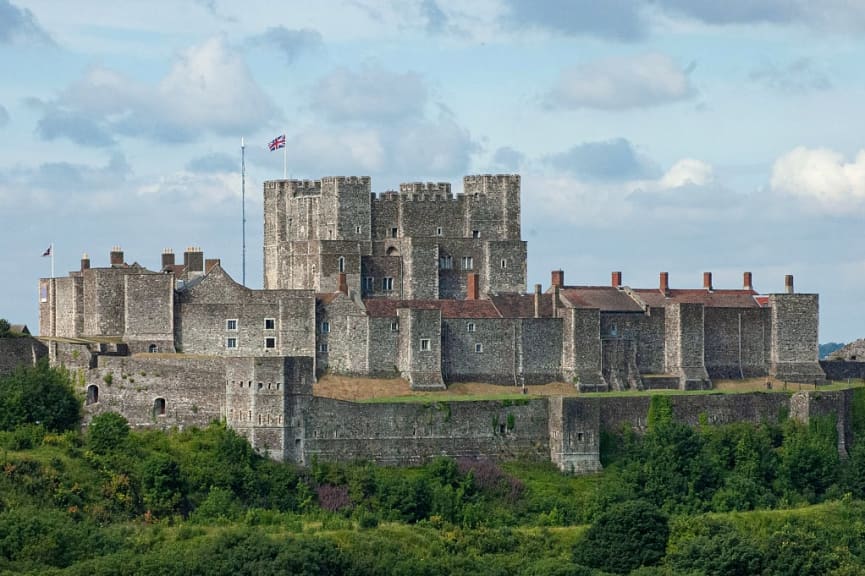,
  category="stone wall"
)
[317,293,368,375]
[398,308,444,389]
[304,396,549,466]
[769,294,826,383]
[124,273,174,351]
[444,318,515,384]
[704,307,769,379]
[563,308,604,390]
[0,337,48,376]
[820,360,865,381]
[665,303,710,388]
